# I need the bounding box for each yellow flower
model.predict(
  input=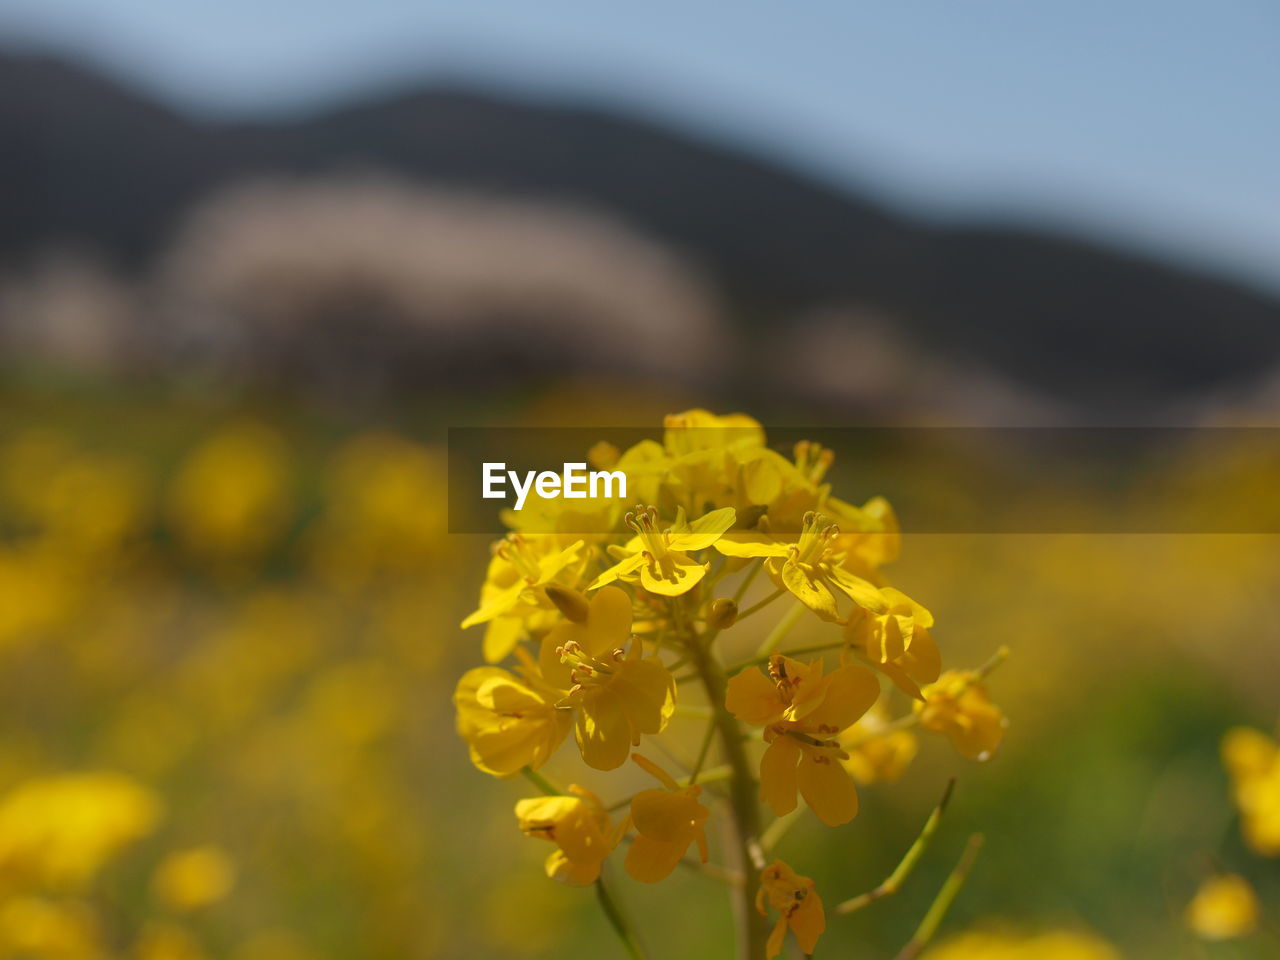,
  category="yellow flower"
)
[828,494,900,580]
[662,409,766,456]
[843,587,940,699]
[727,654,879,826]
[1185,873,1259,941]
[0,897,103,959]
[1221,726,1280,857]
[540,586,676,770]
[515,786,619,886]
[756,860,824,960]
[590,505,736,597]
[840,703,918,785]
[0,772,161,890]
[926,927,1121,960]
[167,422,291,566]
[135,920,208,960]
[460,534,587,662]
[623,754,709,883]
[454,650,572,776]
[915,671,1008,761]
[715,512,887,621]
[152,846,237,912]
